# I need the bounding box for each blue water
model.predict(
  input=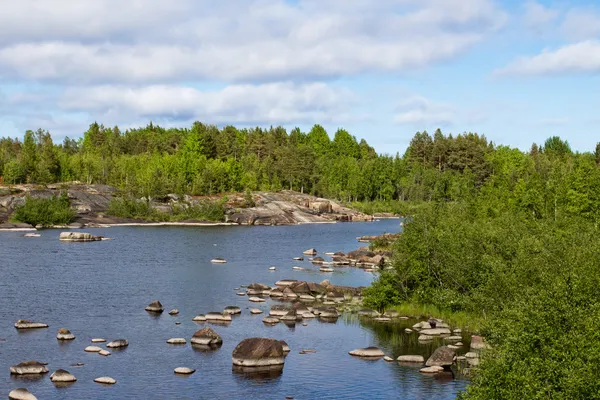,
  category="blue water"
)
[0,220,468,399]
